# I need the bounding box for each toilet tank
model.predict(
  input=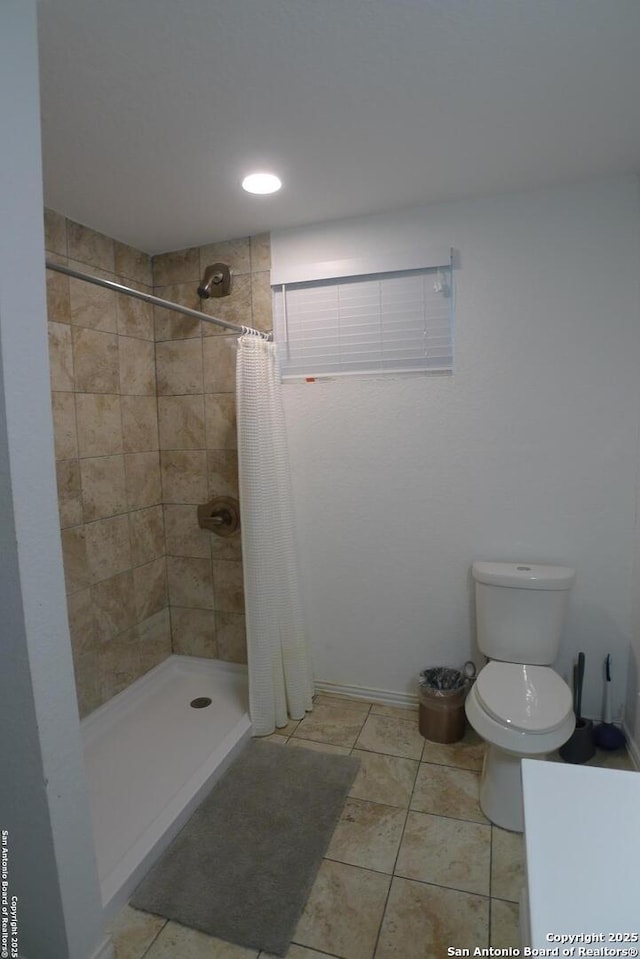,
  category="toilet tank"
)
[472,562,575,665]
